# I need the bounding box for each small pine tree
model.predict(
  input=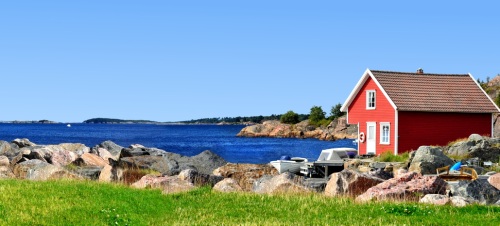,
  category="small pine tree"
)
[309,106,326,125]
[329,103,345,120]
